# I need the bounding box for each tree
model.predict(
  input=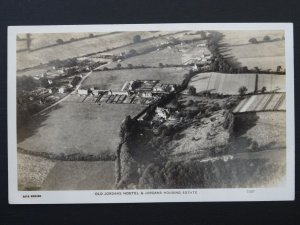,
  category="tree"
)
[238,86,248,96]
[263,35,271,42]
[248,38,258,44]
[56,39,64,45]
[129,49,137,56]
[127,64,133,69]
[89,33,94,38]
[133,35,141,43]
[277,65,282,72]
[261,86,267,93]
[188,86,197,95]
[116,63,122,69]
[158,63,164,68]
